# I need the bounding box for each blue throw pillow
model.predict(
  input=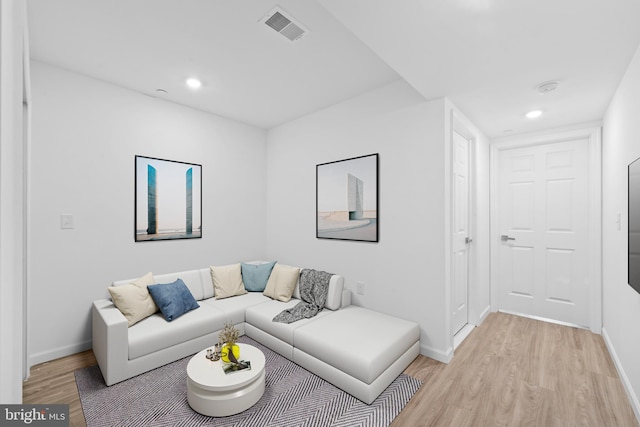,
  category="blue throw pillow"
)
[241,261,277,292]
[147,279,199,321]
